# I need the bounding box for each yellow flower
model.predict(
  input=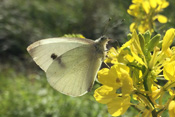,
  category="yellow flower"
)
[130,30,143,55]
[105,47,118,64]
[107,96,131,116]
[169,100,175,117]
[156,0,169,11]
[94,29,175,116]
[142,1,150,14]
[130,30,147,67]
[150,0,157,8]
[124,54,135,62]
[163,61,175,81]
[116,38,135,64]
[162,28,175,52]
[130,22,136,32]
[105,44,135,65]
[63,34,85,38]
[94,63,134,116]
[98,64,132,91]
[107,30,147,66]
[149,85,161,100]
[128,0,169,33]
[168,88,175,96]
[94,85,132,116]
[94,85,116,104]
[154,14,168,23]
